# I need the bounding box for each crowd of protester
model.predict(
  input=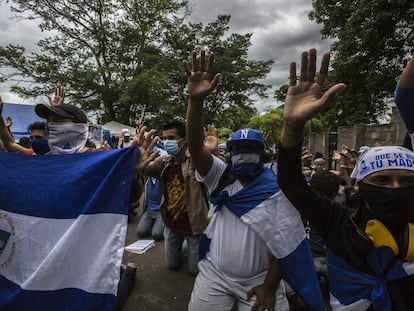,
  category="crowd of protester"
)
[0,48,414,311]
